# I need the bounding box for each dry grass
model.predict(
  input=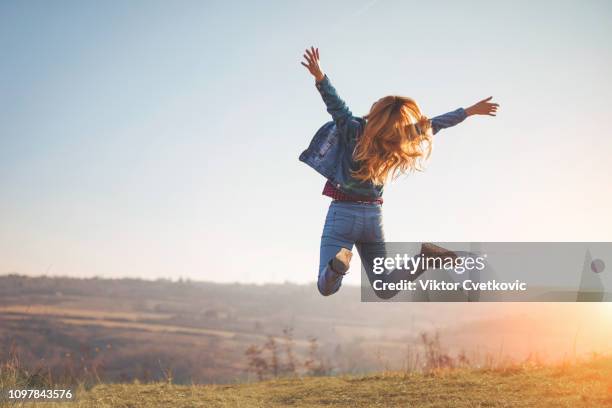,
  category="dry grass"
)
[3,356,611,408]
